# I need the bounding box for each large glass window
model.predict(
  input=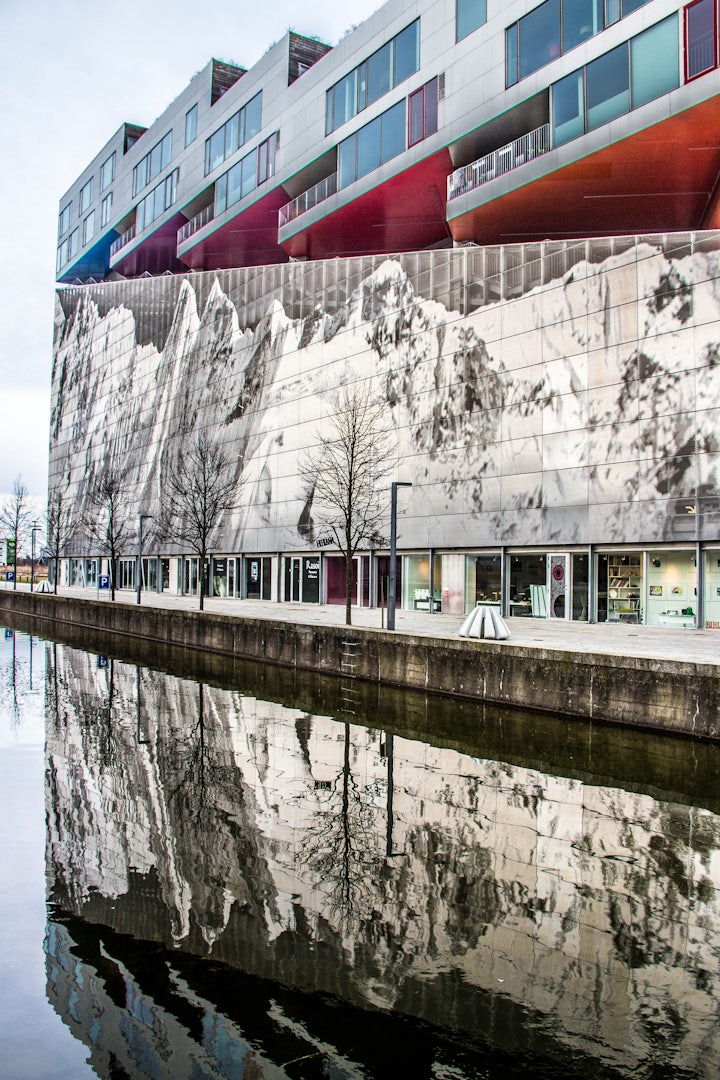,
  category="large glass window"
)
[214,134,276,215]
[185,103,198,147]
[563,0,603,51]
[685,0,716,80]
[101,191,112,227]
[99,152,115,192]
[137,170,178,233]
[520,0,561,80]
[79,178,93,215]
[326,20,419,134]
[338,101,406,188]
[58,202,71,237]
[631,15,678,109]
[552,69,585,146]
[133,132,172,196]
[204,92,262,175]
[393,20,420,84]
[465,555,501,610]
[507,0,652,86]
[586,43,629,130]
[456,0,487,43]
[82,210,95,245]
